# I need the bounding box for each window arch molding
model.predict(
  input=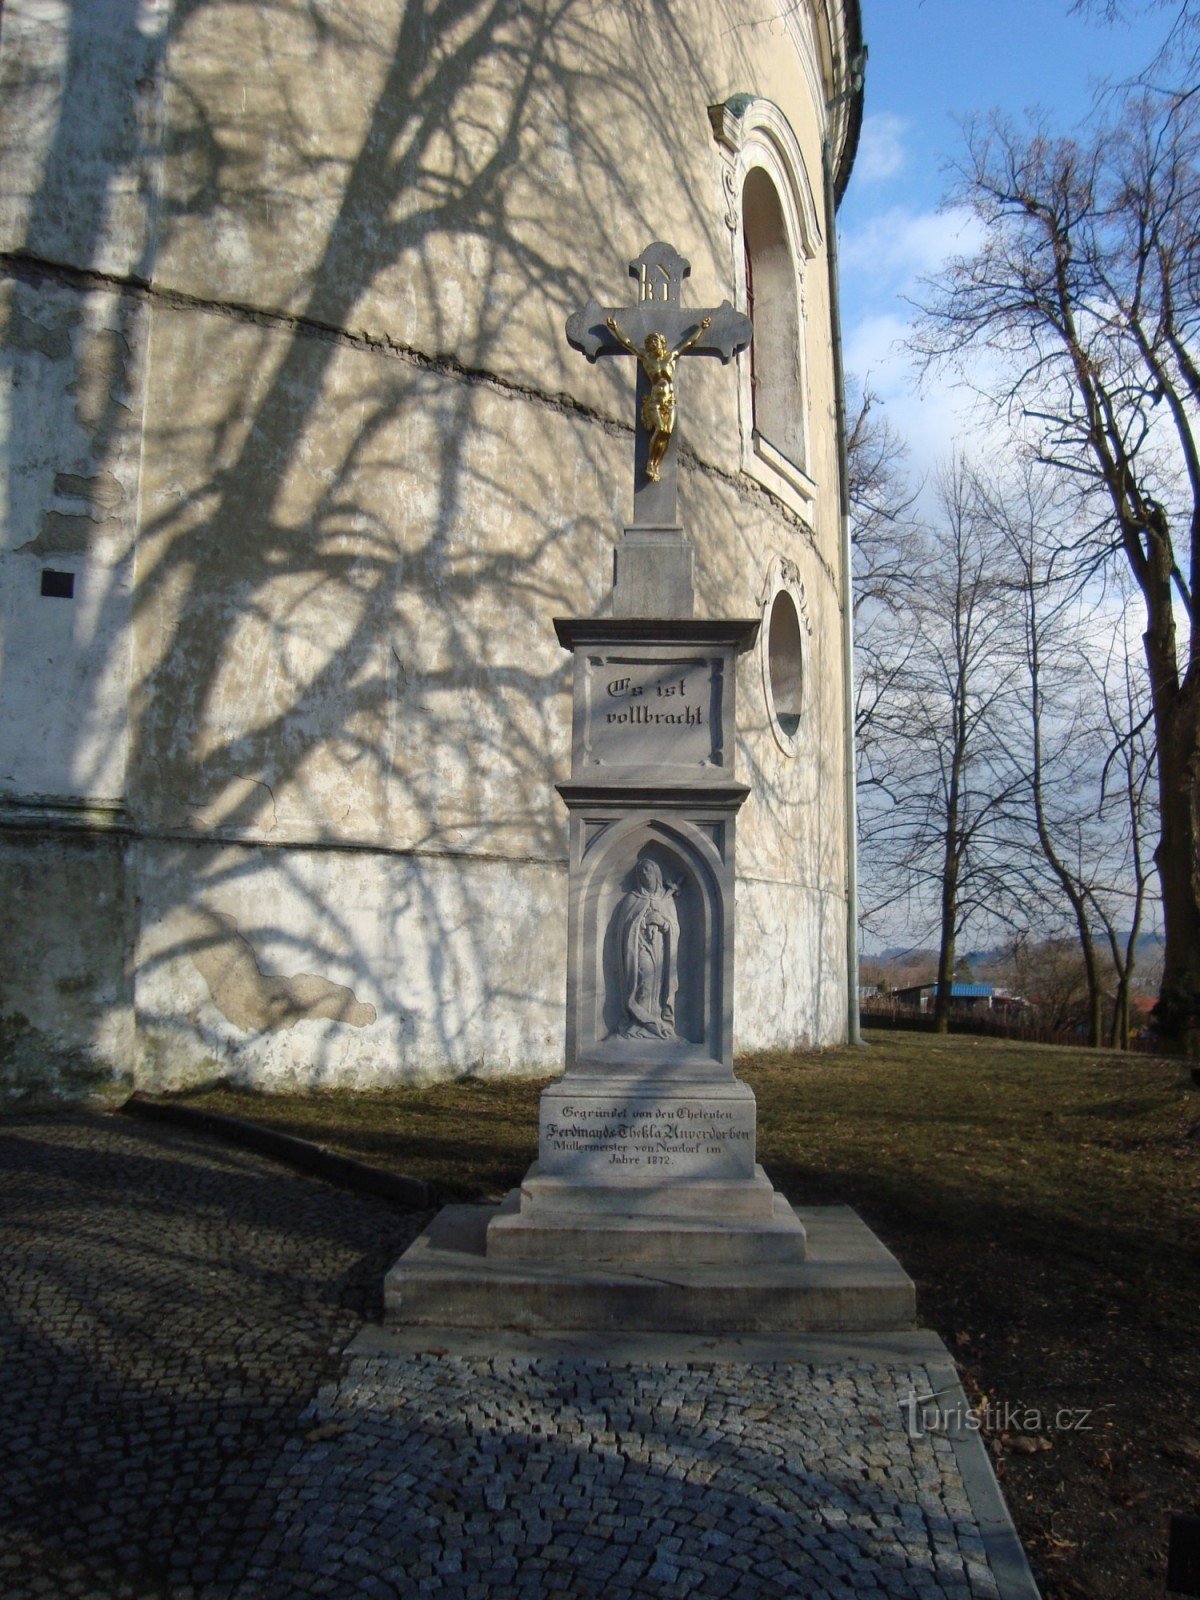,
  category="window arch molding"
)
[709,95,821,520]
